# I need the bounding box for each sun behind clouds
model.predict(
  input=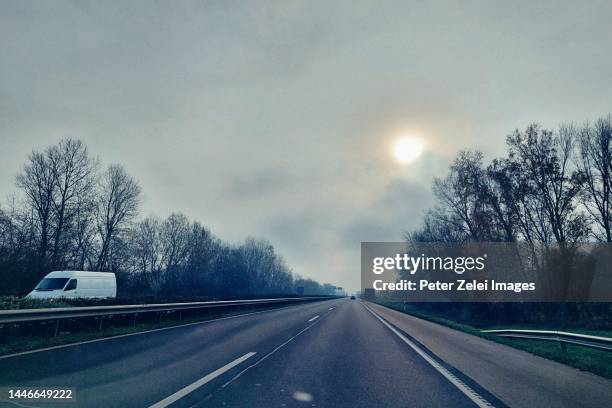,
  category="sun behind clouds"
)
[393,136,425,164]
